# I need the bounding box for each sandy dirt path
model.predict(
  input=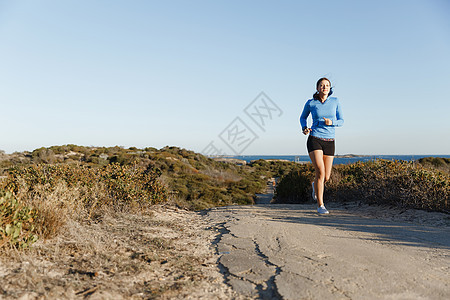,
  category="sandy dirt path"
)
[206,203,450,299]
[1,177,448,299]
[0,206,242,300]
